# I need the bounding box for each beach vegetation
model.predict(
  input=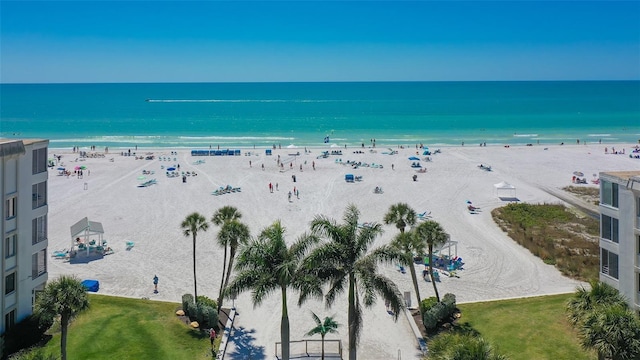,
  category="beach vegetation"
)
[180,294,219,330]
[181,212,209,303]
[217,220,250,313]
[34,275,89,360]
[491,203,599,281]
[562,186,600,206]
[305,311,340,360]
[566,280,640,360]
[305,204,405,360]
[421,294,457,333]
[414,220,449,302]
[427,331,508,360]
[211,206,244,312]
[226,221,321,360]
